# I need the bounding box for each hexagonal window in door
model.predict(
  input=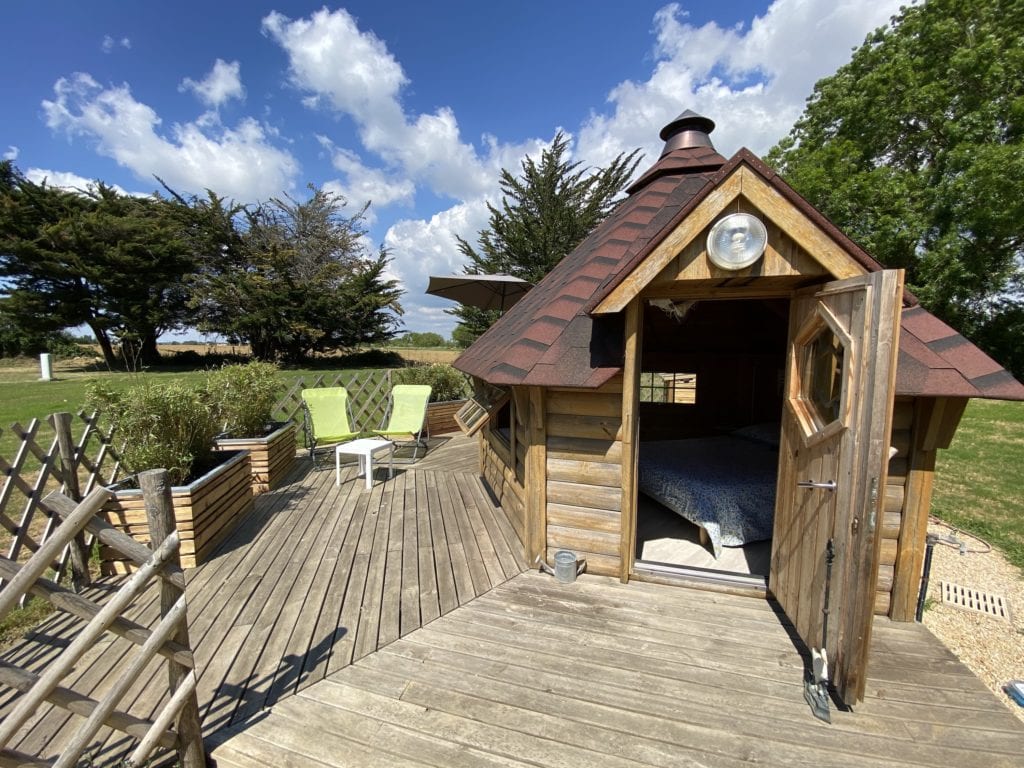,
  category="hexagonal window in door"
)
[788,304,853,445]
